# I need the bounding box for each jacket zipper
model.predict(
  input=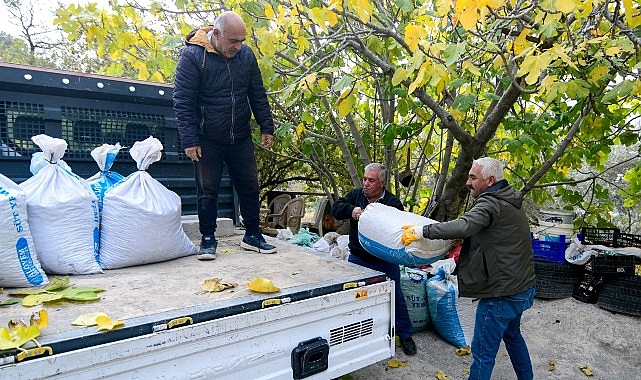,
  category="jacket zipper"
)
[226,60,235,144]
[199,106,205,134]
